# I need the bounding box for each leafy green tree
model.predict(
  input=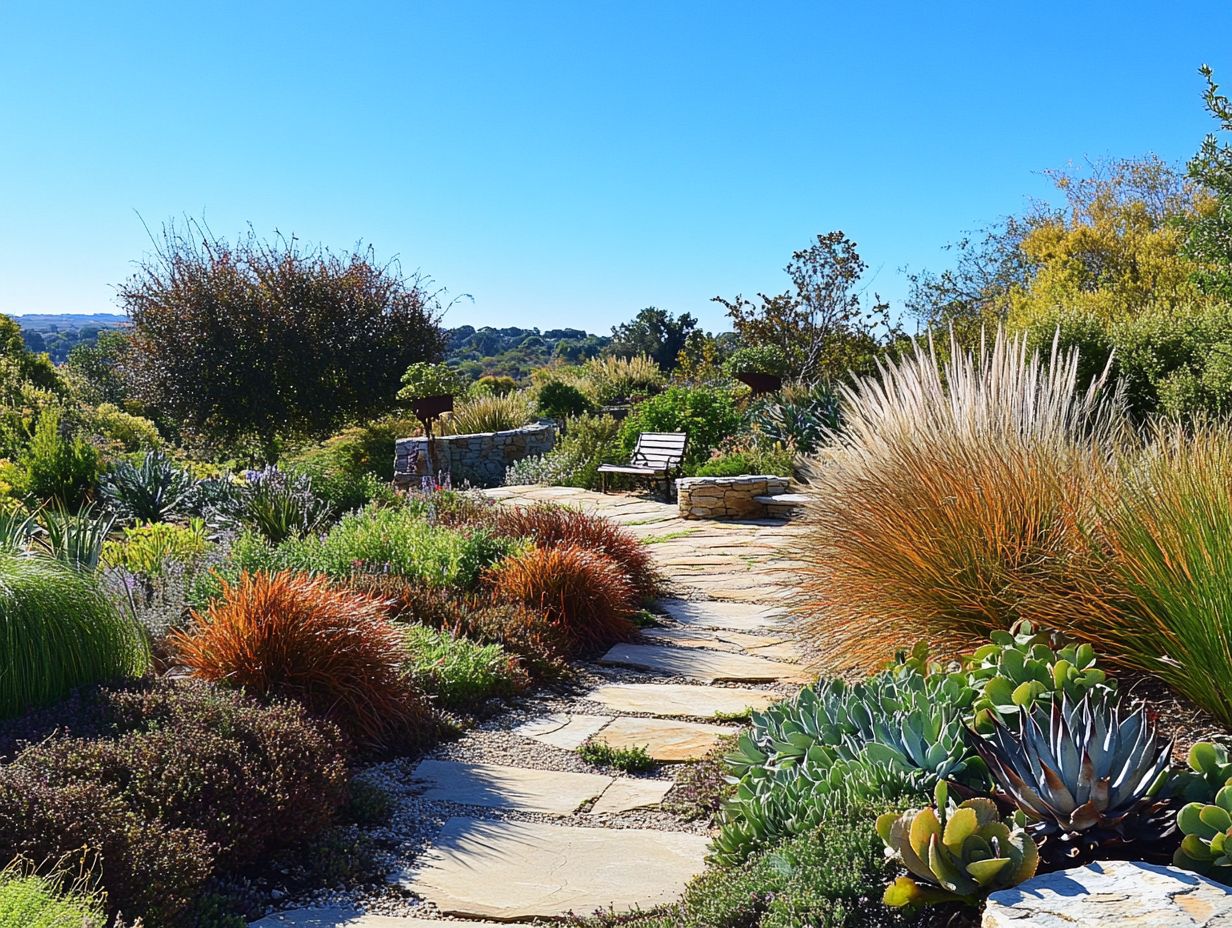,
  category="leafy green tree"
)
[118,222,445,456]
[714,232,897,382]
[1185,65,1232,301]
[606,307,697,370]
[64,329,133,406]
